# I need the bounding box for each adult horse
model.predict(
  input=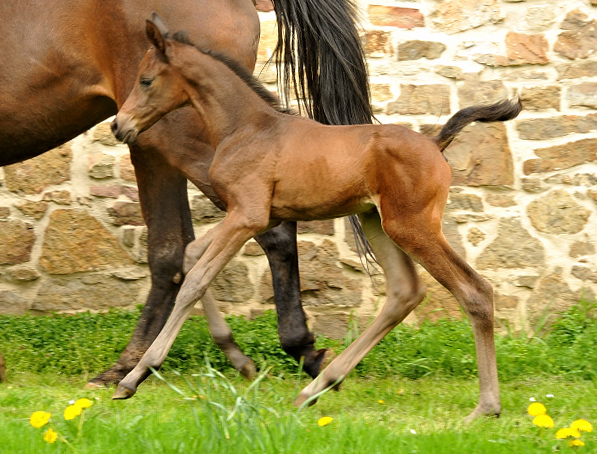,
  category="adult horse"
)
[0,0,372,384]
